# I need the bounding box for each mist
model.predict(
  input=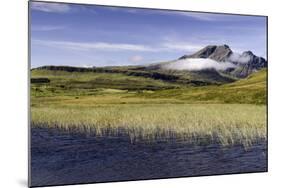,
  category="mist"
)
[161,58,236,71]
[227,53,252,64]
